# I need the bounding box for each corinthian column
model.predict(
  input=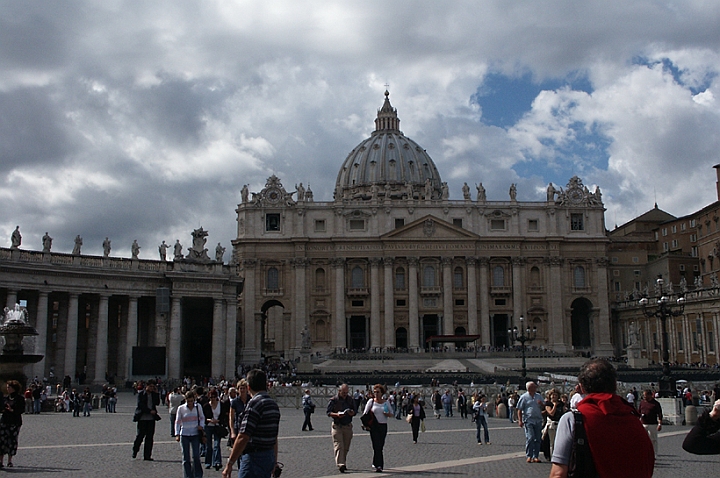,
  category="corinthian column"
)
[383,257,395,349]
[511,257,526,321]
[93,294,110,384]
[167,295,181,378]
[546,257,564,351]
[478,258,490,348]
[125,296,139,380]
[466,258,478,336]
[33,291,49,379]
[594,257,614,356]
[225,294,238,379]
[211,298,225,378]
[293,258,308,353]
[442,257,454,343]
[241,259,259,363]
[333,258,346,350]
[64,293,79,380]
[408,257,419,351]
[370,257,382,349]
